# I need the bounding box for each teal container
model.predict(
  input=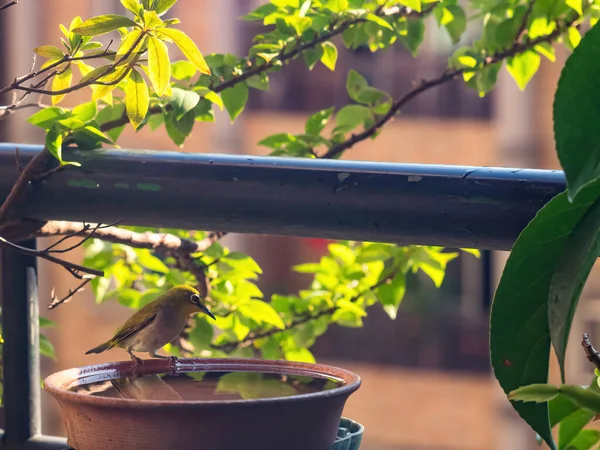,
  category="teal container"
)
[329,417,364,450]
